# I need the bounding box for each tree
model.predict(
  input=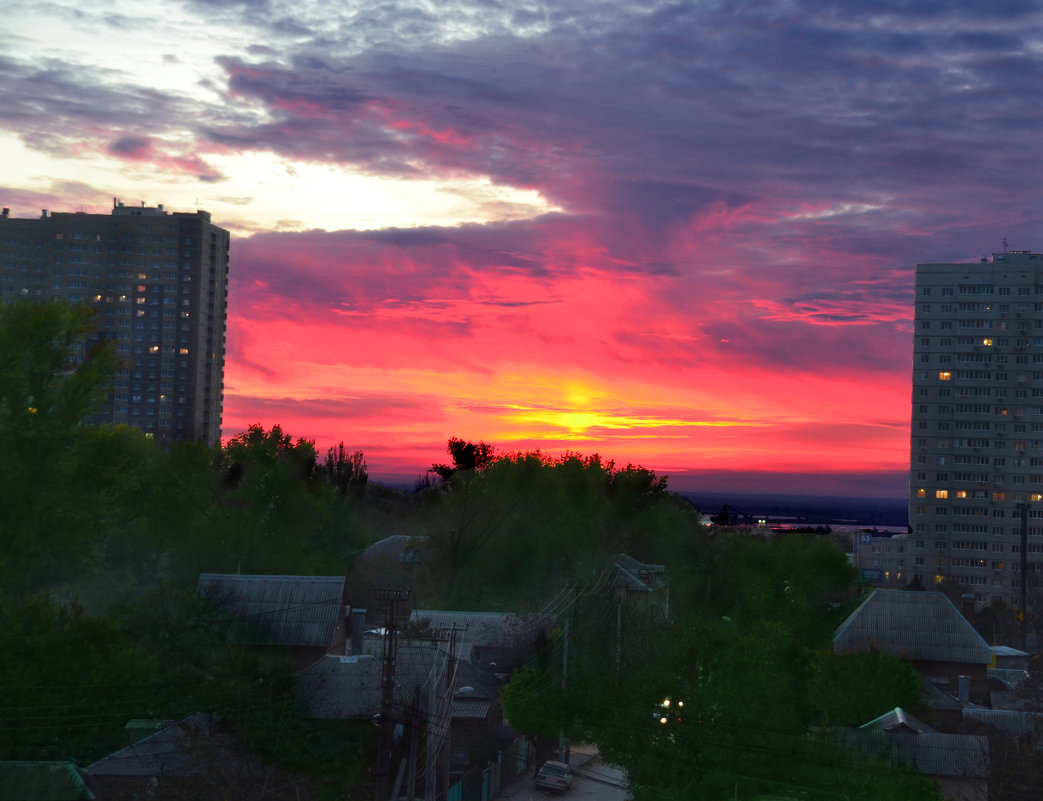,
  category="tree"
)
[429,436,495,481]
[213,424,332,573]
[324,442,368,493]
[0,298,127,594]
